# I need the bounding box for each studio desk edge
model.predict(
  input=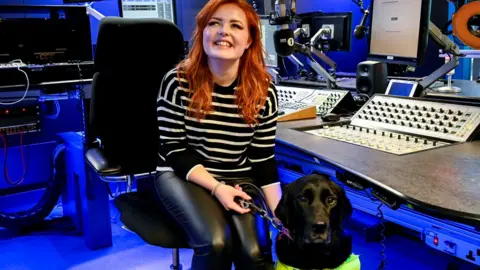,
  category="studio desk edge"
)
[276,117,480,228]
